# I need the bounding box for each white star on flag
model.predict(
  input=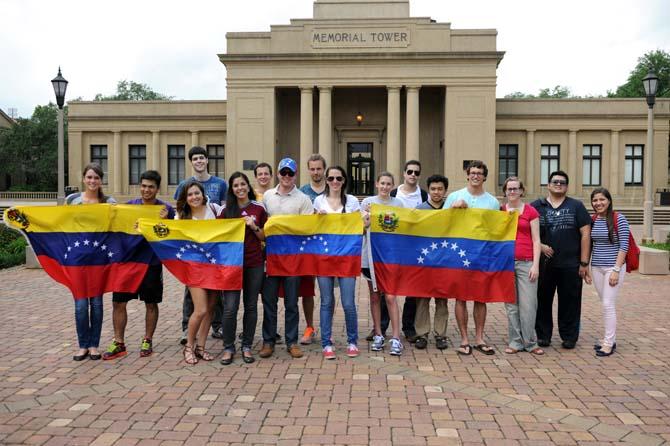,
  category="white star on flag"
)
[431,242,438,250]
[74,241,80,247]
[176,253,182,259]
[417,256,424,264]
[441,240,448,248]
[93,241,99,247]
[210,258,216,264]
[101,244,107,251]
[421,248,429,255]
[67,246,72,252]
[83,240,90,246]
[459,249,466,258]
[450,242,458,250]
[463,259,471,267]
[108,252,114,258]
